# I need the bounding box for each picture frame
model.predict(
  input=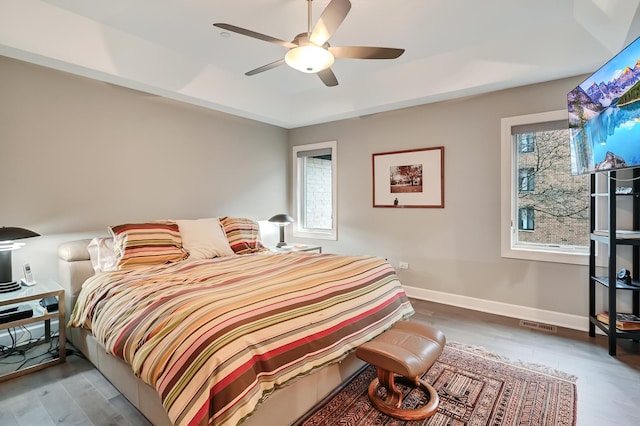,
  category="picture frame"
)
[372,146,444,208]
